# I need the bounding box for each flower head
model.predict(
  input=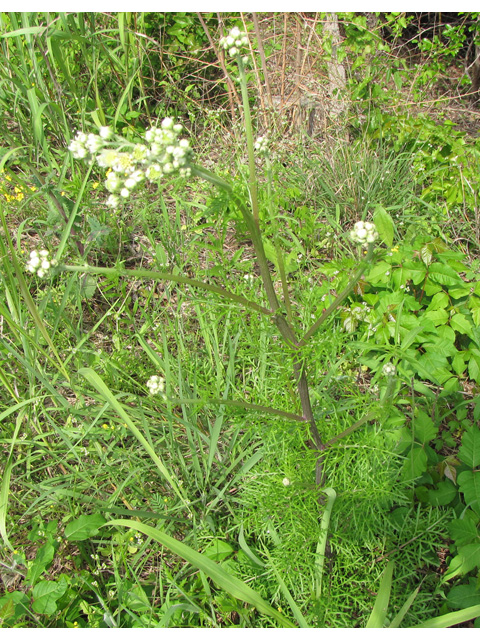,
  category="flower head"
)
[147,375,165,396]
[282,478,291,487]
[350,221,378,246]
[254,136,269,155]
[26,248,57,278]
[220,27,249,60]
[382,363,396,377]
[69,119,194,208]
